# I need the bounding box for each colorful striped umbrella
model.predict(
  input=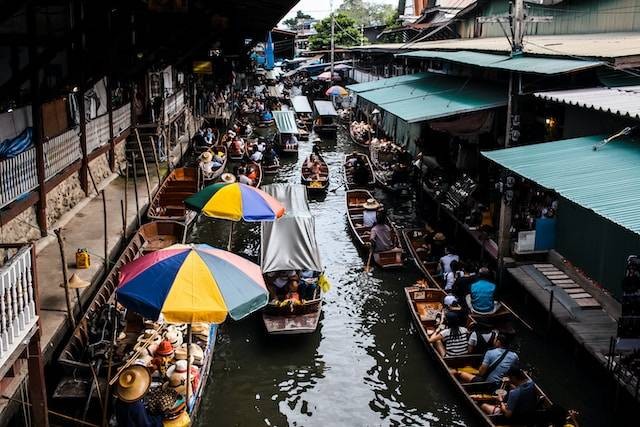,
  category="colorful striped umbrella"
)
[116,244,268,324]
[184,182,285,222]
[325,85,348,97]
